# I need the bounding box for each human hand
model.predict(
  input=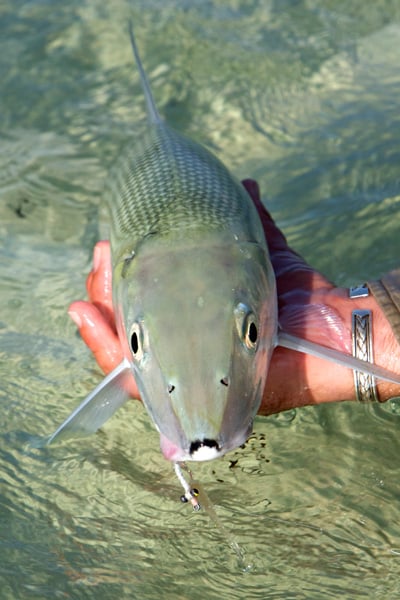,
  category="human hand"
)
[241,179,352,413]
[241,180,400,411]
[68,241,140,400]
